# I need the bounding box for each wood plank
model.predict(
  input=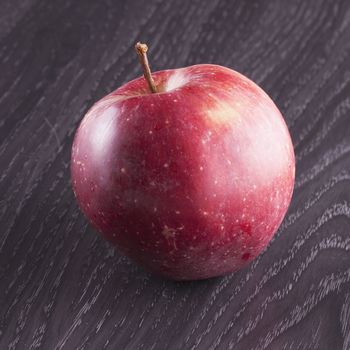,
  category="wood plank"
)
[0,0,350,349]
